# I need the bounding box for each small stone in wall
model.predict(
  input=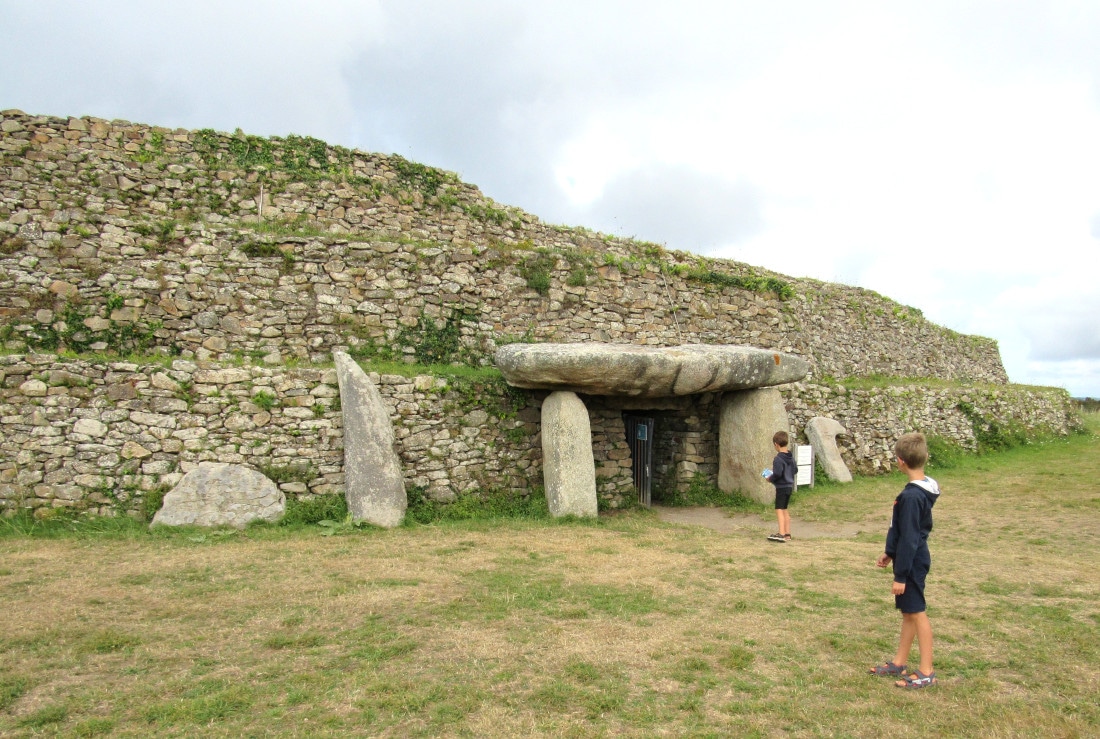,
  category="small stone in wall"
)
[72,418,108,437]
[19,380,47,397]
[121,441,152,459]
